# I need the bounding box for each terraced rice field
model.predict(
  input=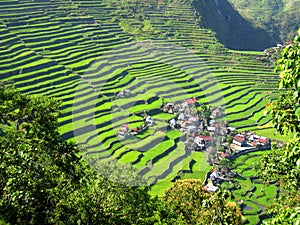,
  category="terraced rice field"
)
[0,0,279,194]
[221,151,278,224]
